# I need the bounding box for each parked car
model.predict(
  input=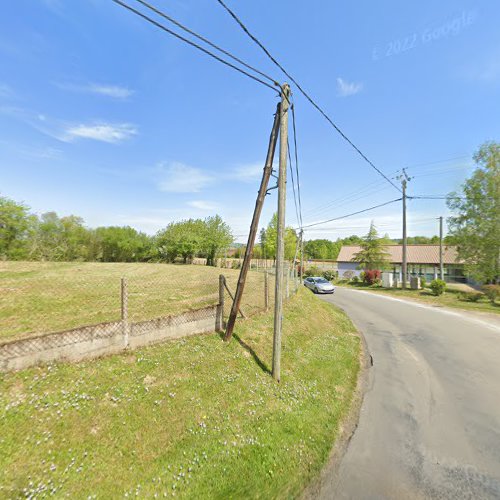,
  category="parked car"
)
[303,276,335,294]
